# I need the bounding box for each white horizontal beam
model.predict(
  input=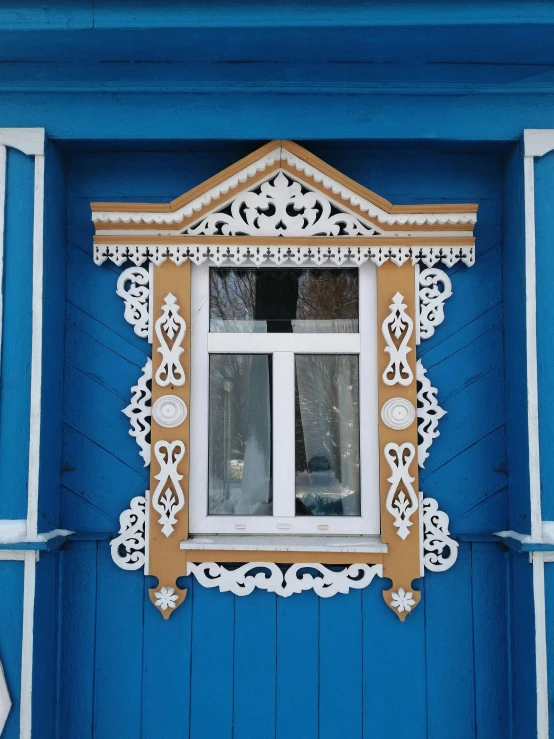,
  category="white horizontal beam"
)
[208,332,360,354]
[0,129,44,156]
